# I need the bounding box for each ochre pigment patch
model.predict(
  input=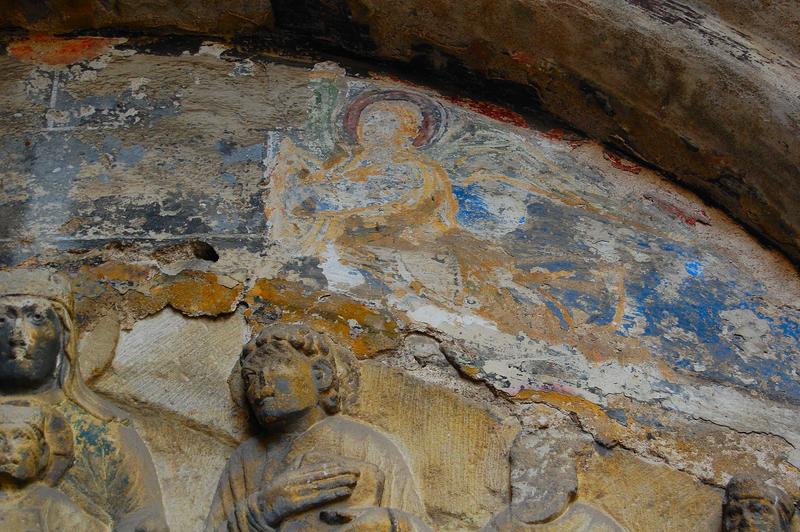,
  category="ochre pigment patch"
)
[150,272,242,317]
[512,389,627,446]
[79,262,243,322]
[8,35,121,66]
[245,278,400,357]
